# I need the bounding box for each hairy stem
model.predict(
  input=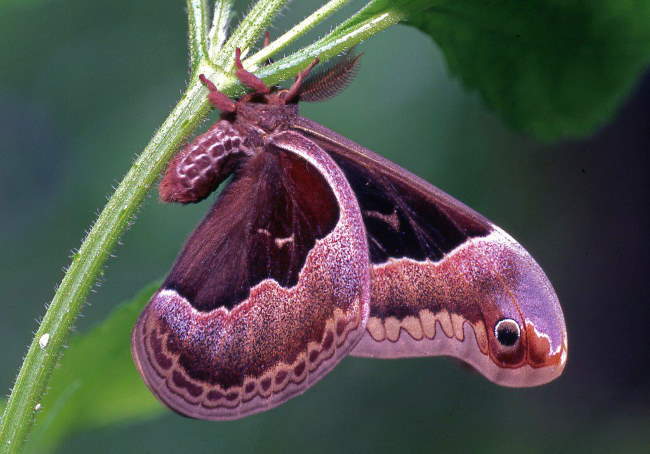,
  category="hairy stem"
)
[0,77,208,454]
[254,7,404,87]
[208,0,234,59]
[0,1,403,452]
[247,0,352,69]
[215,0,289,70]
[188,0,210,71]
